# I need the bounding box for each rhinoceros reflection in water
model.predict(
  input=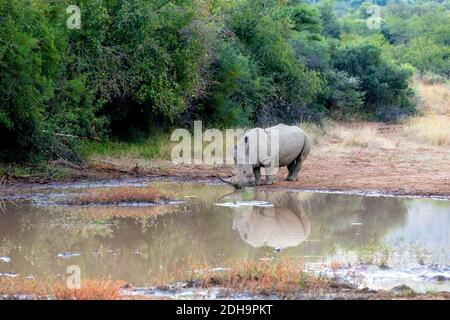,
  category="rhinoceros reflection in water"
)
[231,192,311,250]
